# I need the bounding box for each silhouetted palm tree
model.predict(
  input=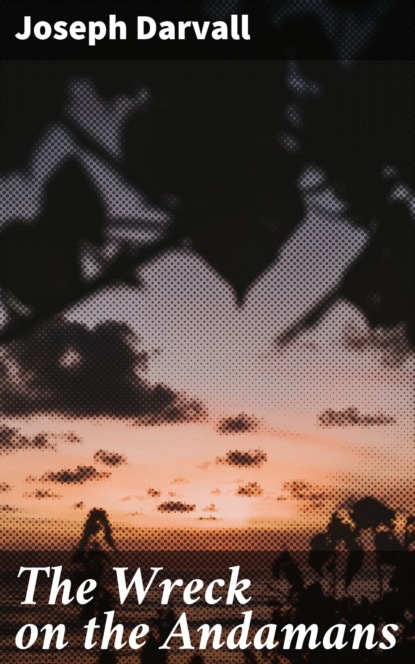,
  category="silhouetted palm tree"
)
[73,508,117,664]
[269,496,415,662]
